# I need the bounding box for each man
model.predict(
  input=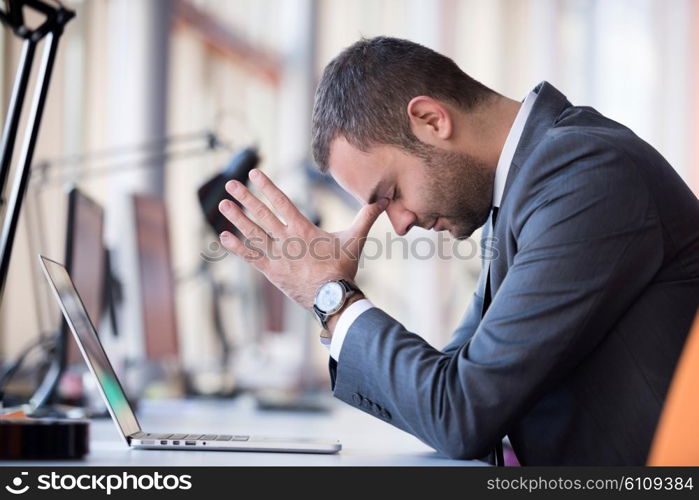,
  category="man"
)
[217,37,699,465]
